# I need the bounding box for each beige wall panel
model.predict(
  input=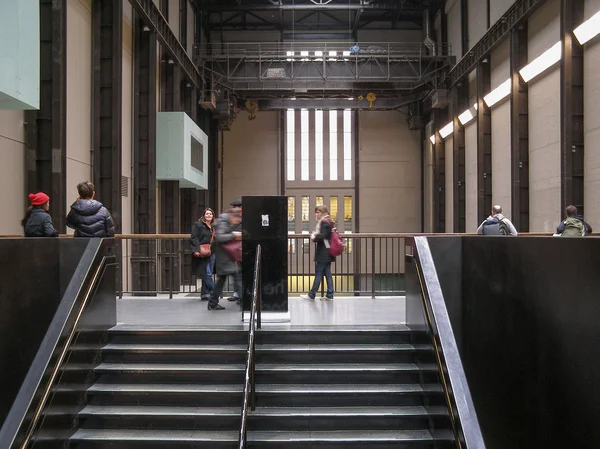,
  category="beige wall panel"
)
[491,40,510,86]
[168,0,180,39]
[445,136,454,233]
[124,1,132,24]
[222,112,279,206]
[122,19,134,234]
[465,122,478,232]
[491,101,512,216]
[66,0,92,217]
[0,114,25,234]
[584,0,600,230]
[468,70,477,105]
[358,111,421,233]
[527,0,560,232]
[468,0,487,51]
[187,2,194,56]
[490,0,516,26]
[446,0,462,57]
